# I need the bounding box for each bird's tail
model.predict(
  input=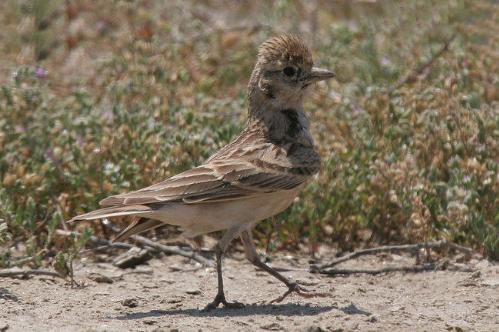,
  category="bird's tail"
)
[68,205,154,223]
[113,218,164,242]
[68,205,165,242]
